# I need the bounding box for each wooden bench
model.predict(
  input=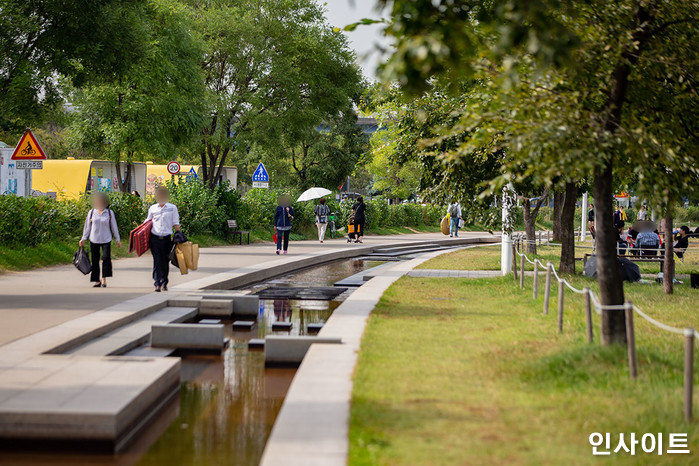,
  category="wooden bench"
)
[225,220,250,245]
